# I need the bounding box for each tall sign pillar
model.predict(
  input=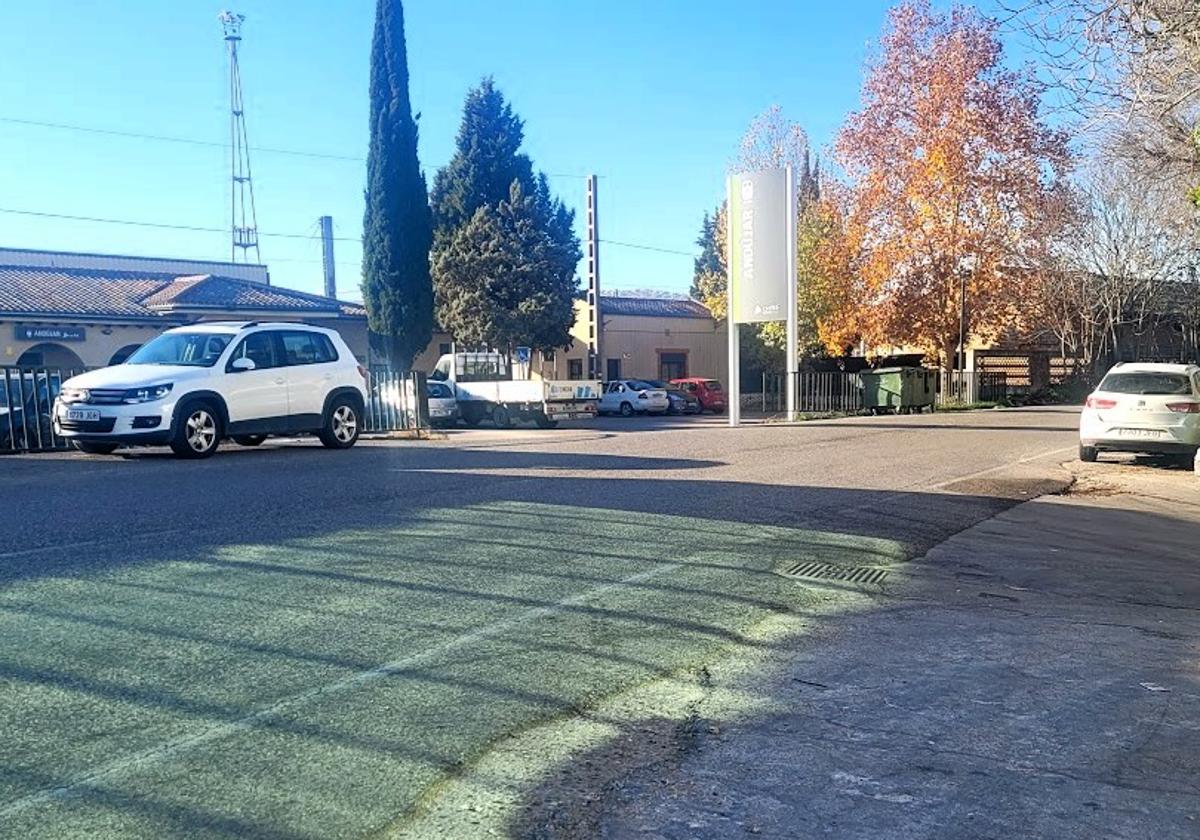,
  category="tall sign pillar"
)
[726,167,797,426]
[586,175,602,379]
